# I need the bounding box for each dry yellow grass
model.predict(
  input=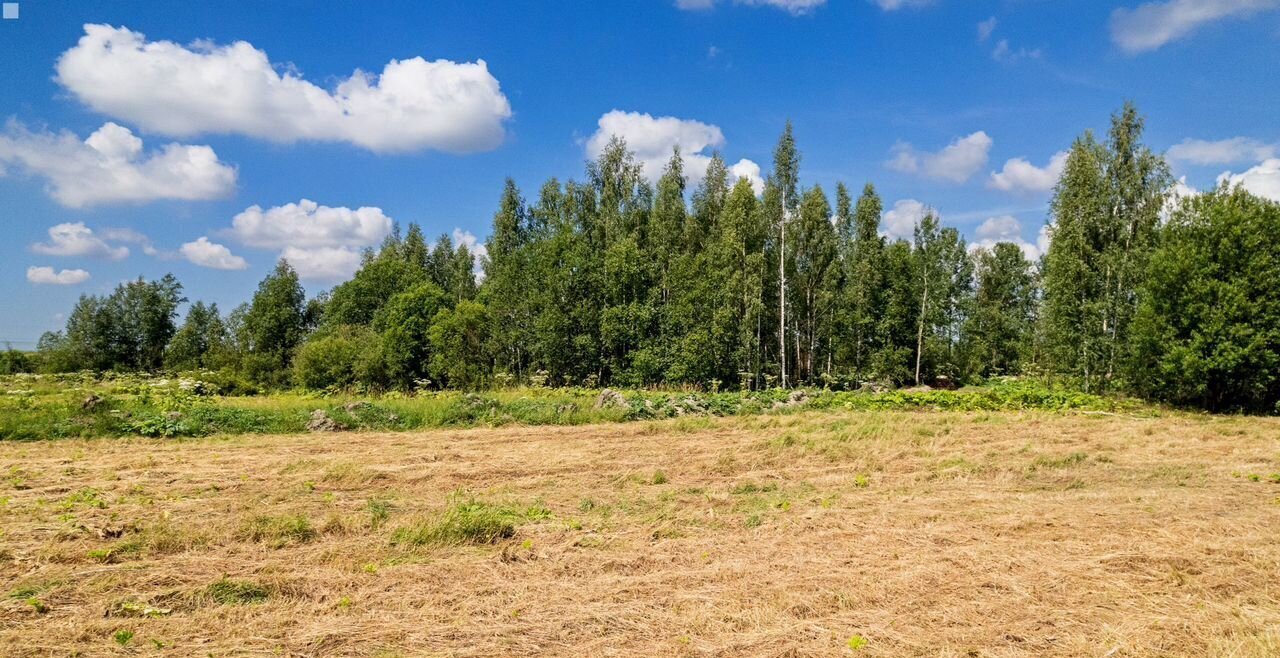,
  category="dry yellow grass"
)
[1,410,1278,657]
